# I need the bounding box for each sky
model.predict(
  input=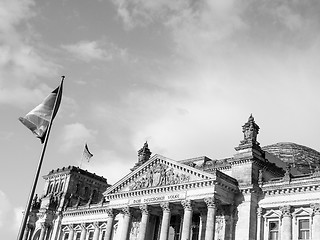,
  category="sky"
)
[1,0,320,238]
